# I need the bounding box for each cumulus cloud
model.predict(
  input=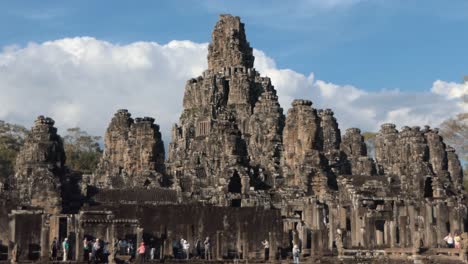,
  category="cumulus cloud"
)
[253,49,467,132]
[0,37,208,145]
[0,37,466,150]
